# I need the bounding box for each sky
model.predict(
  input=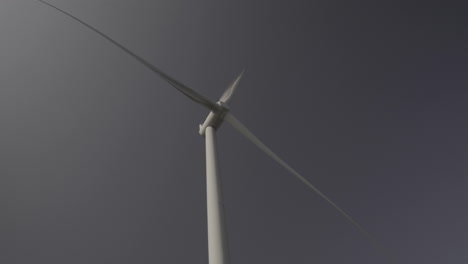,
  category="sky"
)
[1,0,467,263]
